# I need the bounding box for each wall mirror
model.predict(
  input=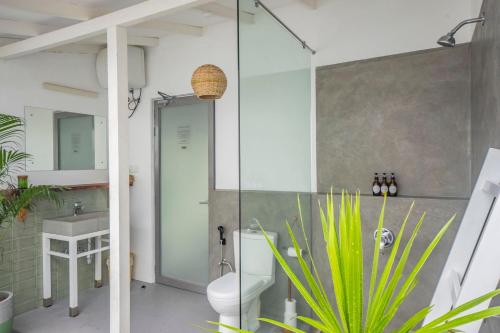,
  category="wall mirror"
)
[24,106,107,171]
